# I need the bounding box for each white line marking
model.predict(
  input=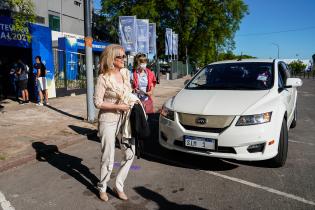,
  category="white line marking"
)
[0,191,15,210]
[203,170,315,206]
[289,140,314,146]
[144,152,315,206]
